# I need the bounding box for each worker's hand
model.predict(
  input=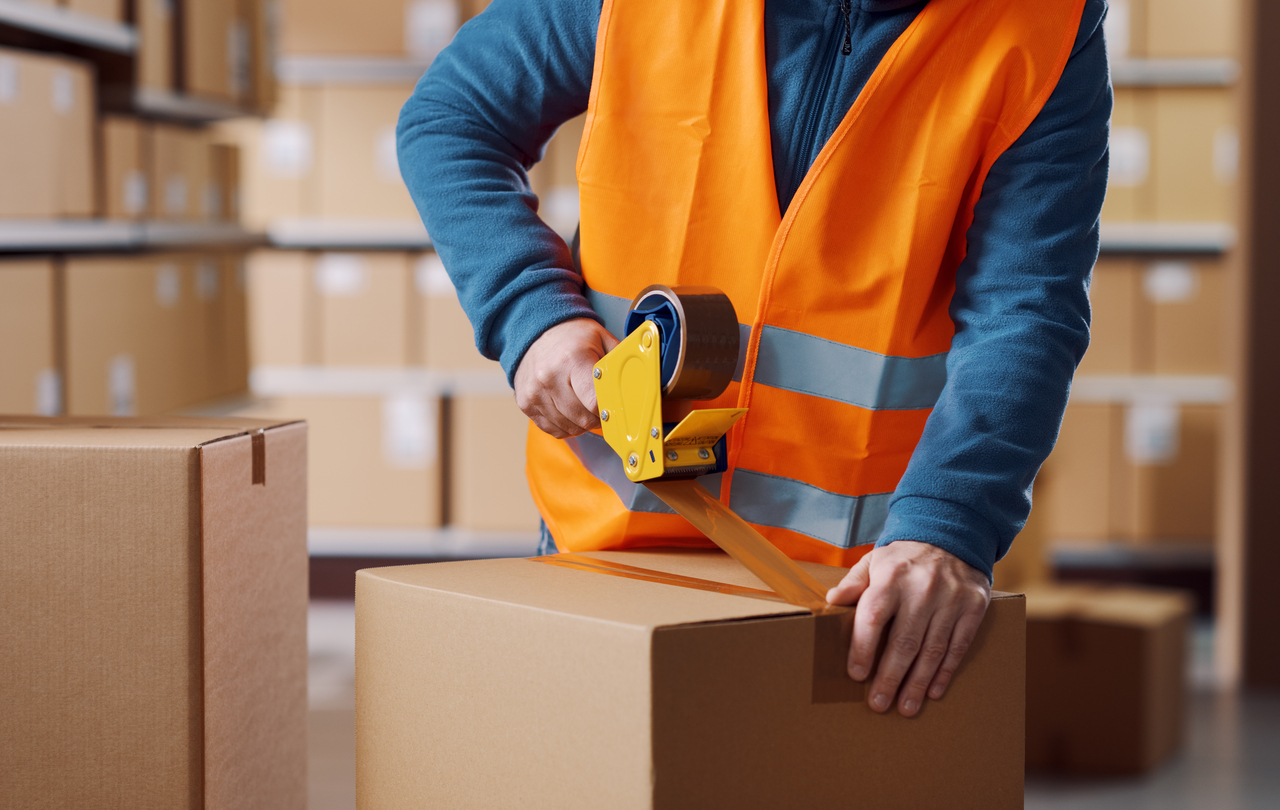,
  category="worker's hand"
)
[514,318,619,439]
[827,540,990,718]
